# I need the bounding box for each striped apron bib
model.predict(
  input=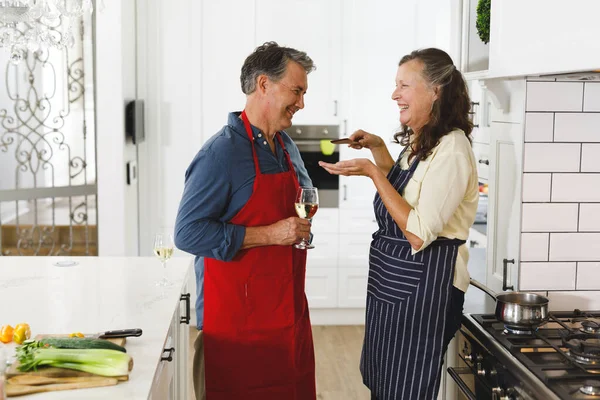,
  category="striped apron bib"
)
[360,149,465,400]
